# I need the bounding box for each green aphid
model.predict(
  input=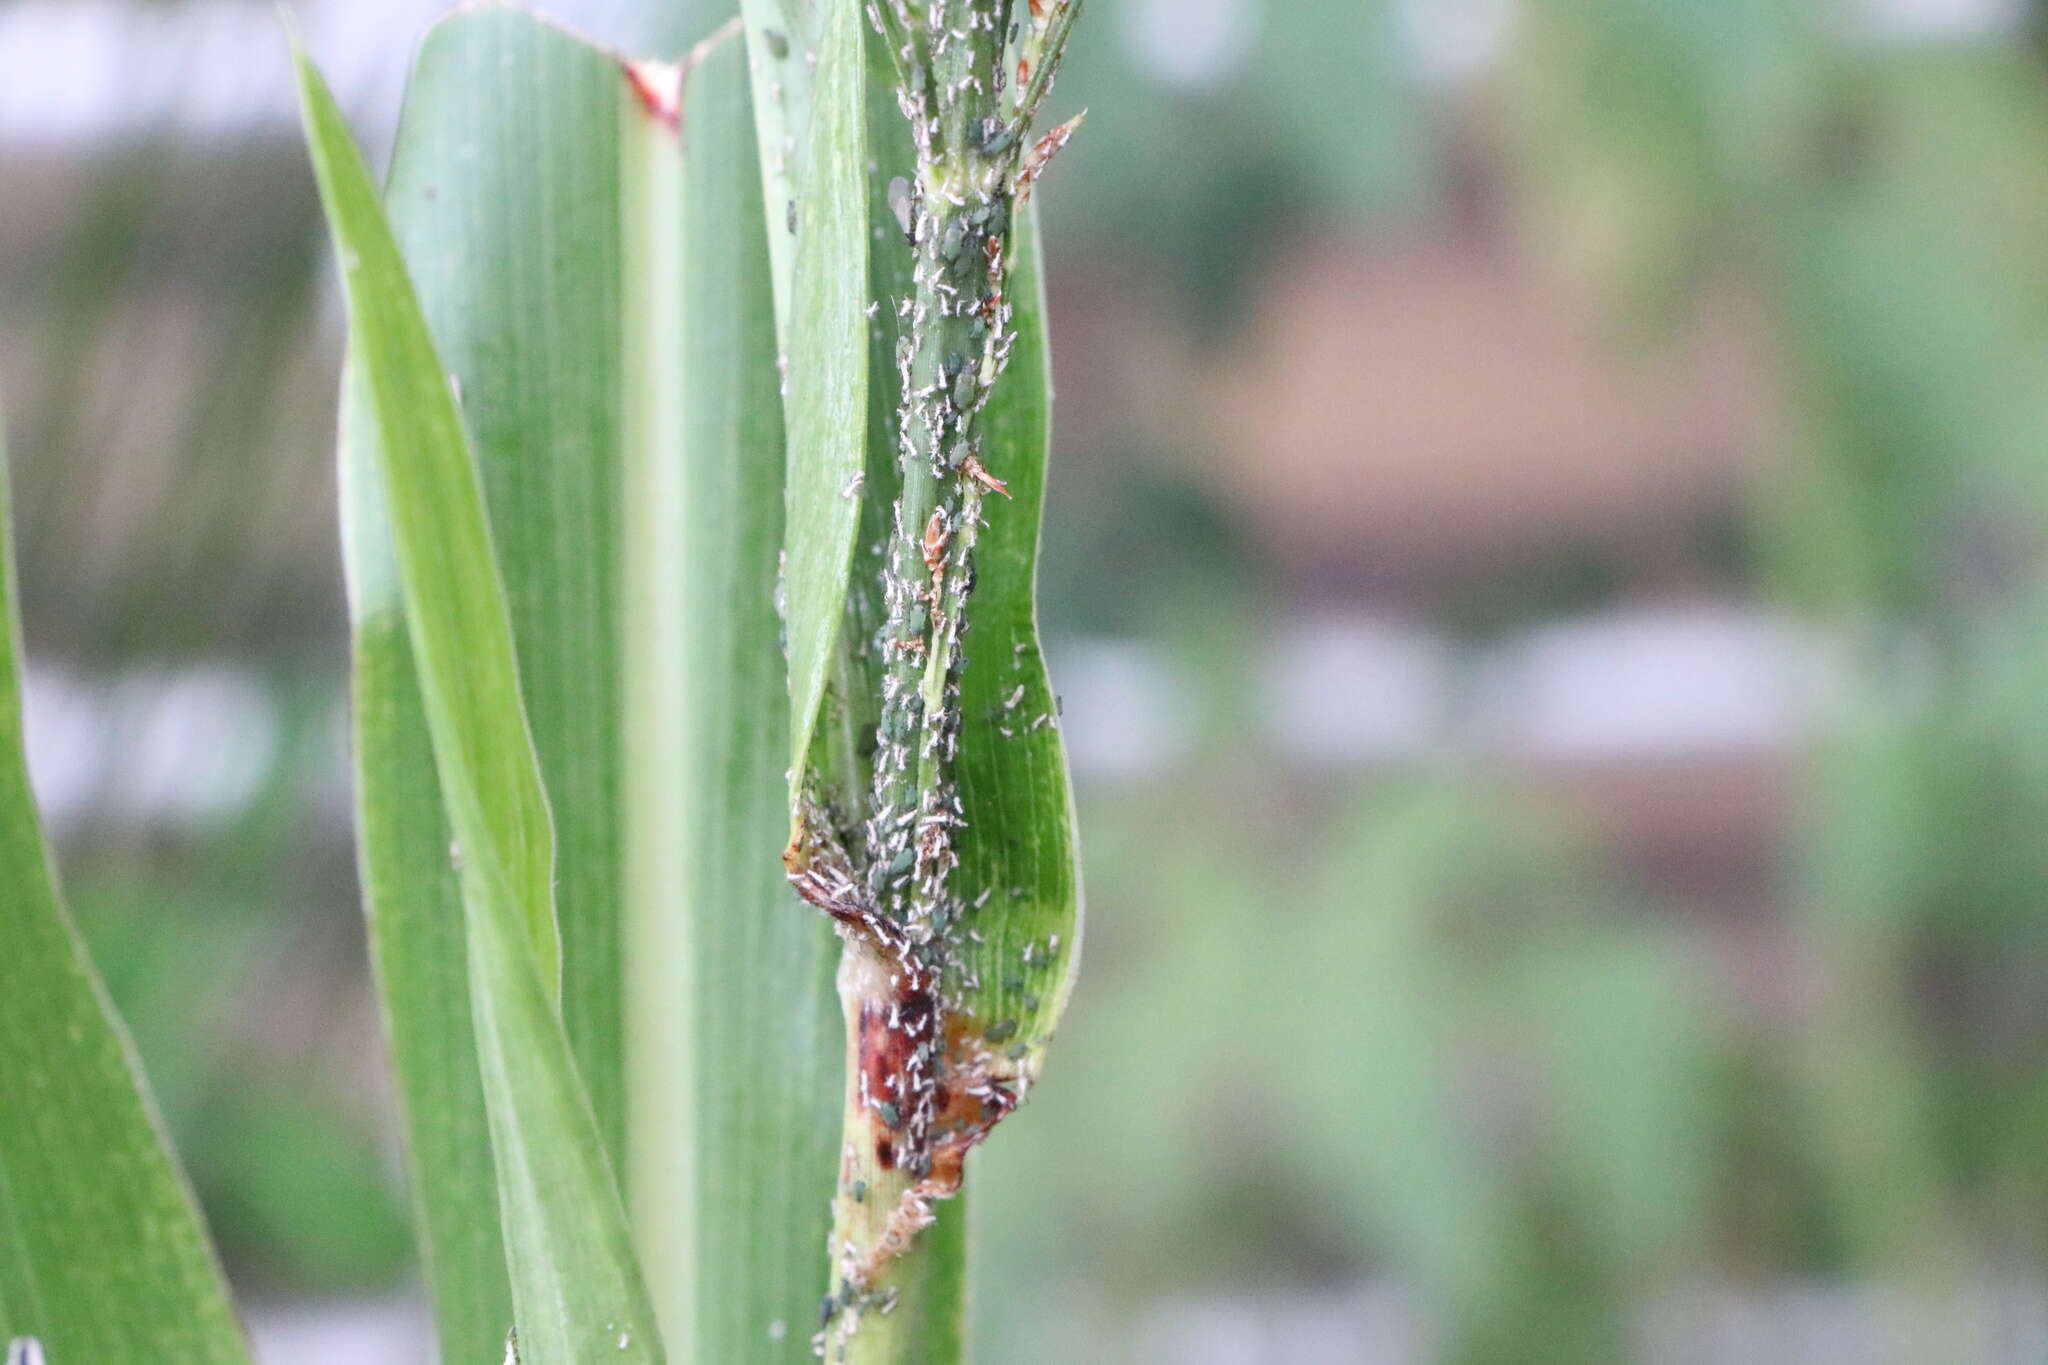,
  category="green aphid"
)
[951,367,977,409]
[887,848,915,877]
[1005,1042,1029,1061]
[978,119,1017,155]
[1002,975,1025,992]
[984,1018,1018,1044]
[876,1100,902,1129]
[940,216,967,261]
[852,1179,868,1203]
[763,27,790,59]
[1024,994,1040,1013]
